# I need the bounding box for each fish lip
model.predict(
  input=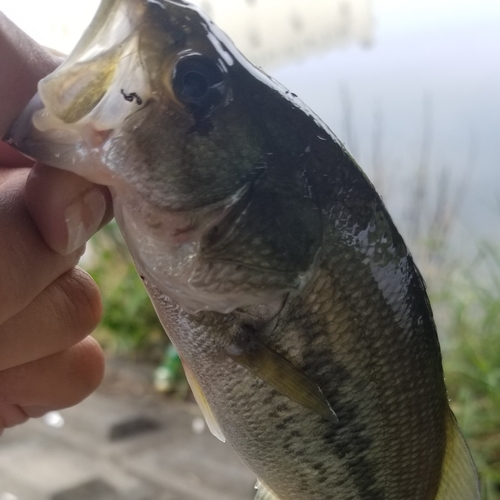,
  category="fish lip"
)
[5,92,119,186]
